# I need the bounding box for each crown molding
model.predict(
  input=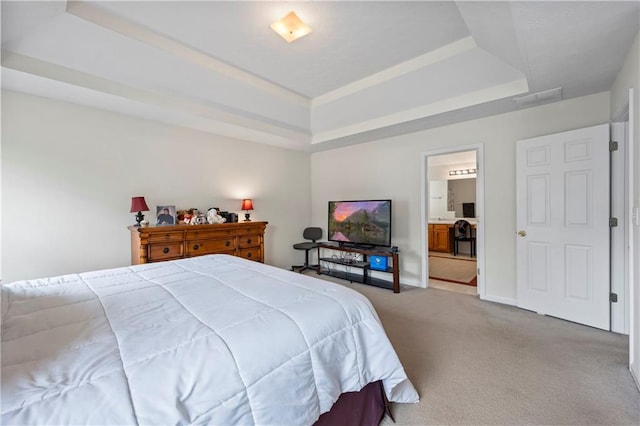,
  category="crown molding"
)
[66,1,311,107]
[311,77,528,144]
[2,51,311,149]
[312,36,477,107]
